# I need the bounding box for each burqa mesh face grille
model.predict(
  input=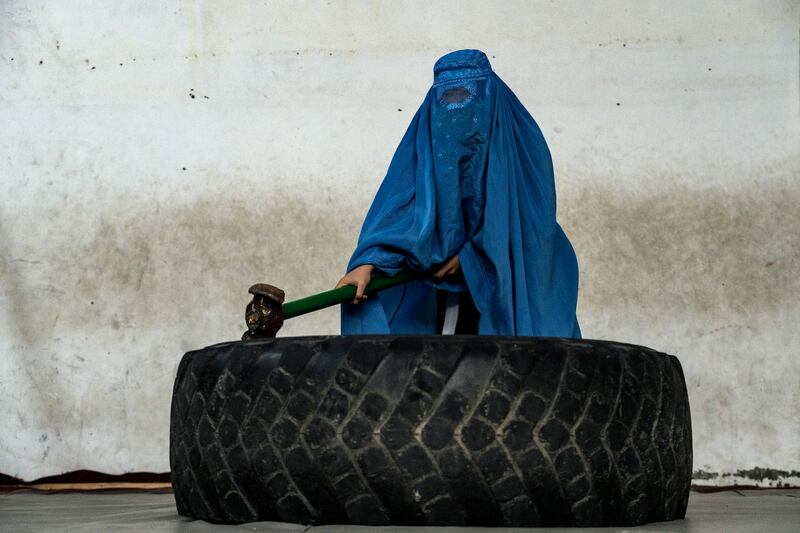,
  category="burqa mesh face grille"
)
[435,78,488,109]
